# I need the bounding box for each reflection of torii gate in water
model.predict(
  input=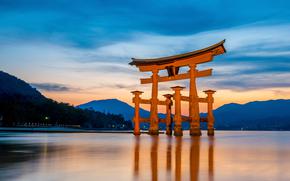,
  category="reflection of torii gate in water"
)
[130,40,226,136]
[133,136,215,181]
